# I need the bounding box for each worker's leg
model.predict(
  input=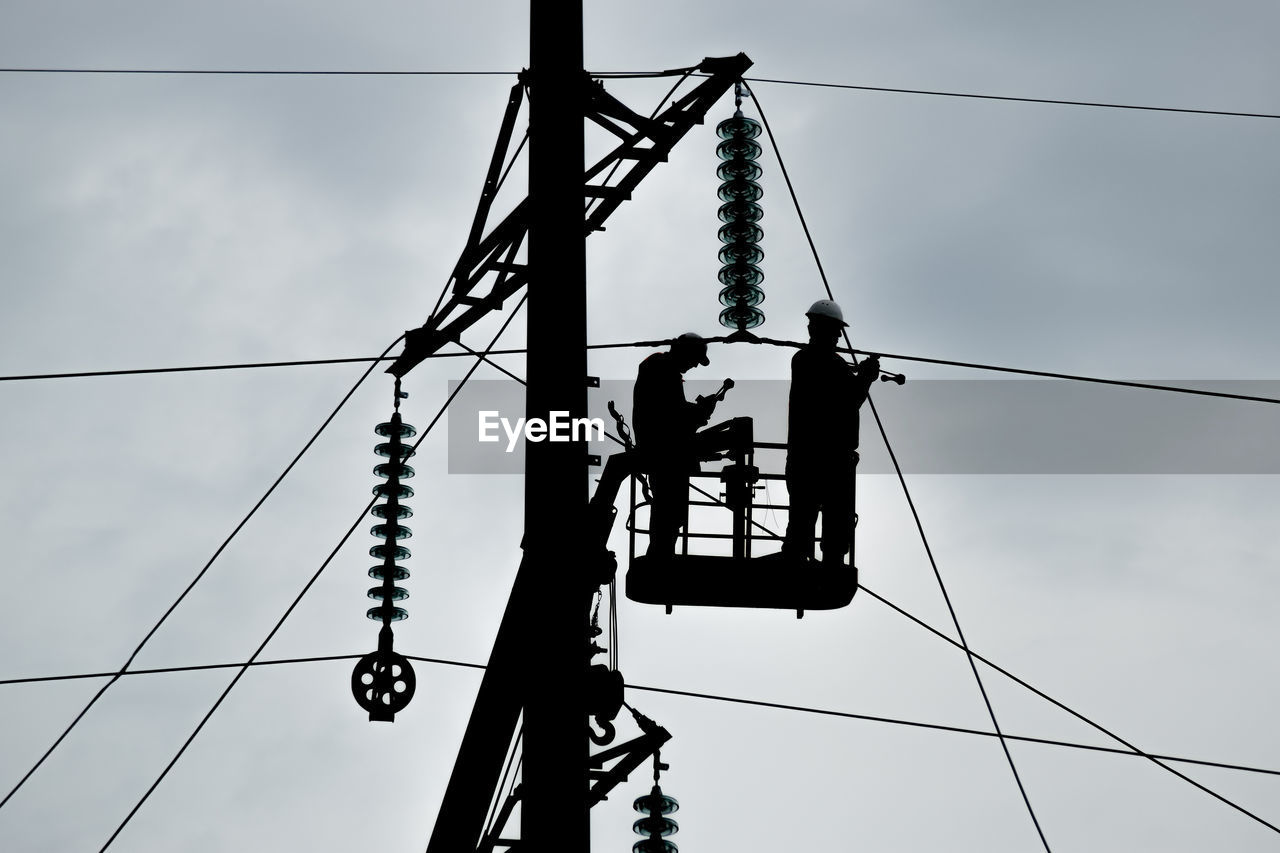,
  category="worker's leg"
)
[819,457,857,566]
[783,466,819,561]
[646,470,687,558]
